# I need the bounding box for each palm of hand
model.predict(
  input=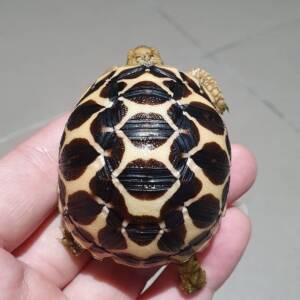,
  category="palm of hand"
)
[0,115,256,300]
